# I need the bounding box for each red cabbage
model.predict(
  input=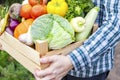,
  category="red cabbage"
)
[9,18,19,31]
[6,27,14,36]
